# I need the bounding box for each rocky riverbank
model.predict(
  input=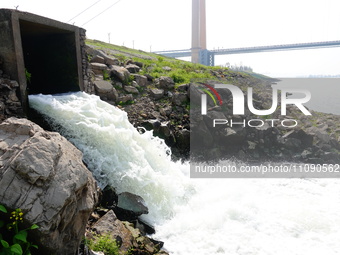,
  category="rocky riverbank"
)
[1,40,340,255]
[85,43,340,163]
